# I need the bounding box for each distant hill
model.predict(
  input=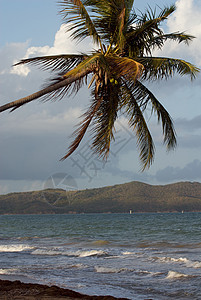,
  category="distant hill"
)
[0,181,201,214]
